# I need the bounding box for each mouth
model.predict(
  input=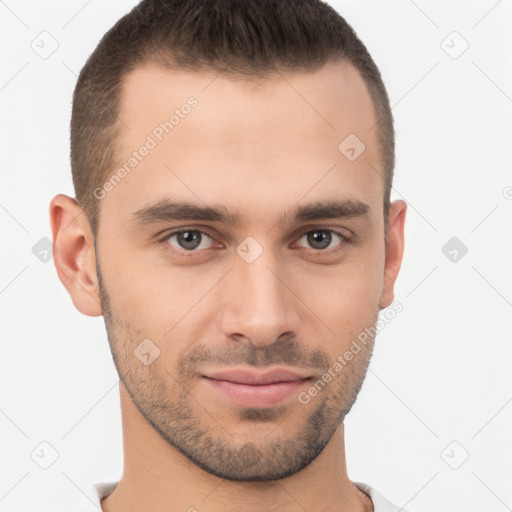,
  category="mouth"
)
[202,367,313,408]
